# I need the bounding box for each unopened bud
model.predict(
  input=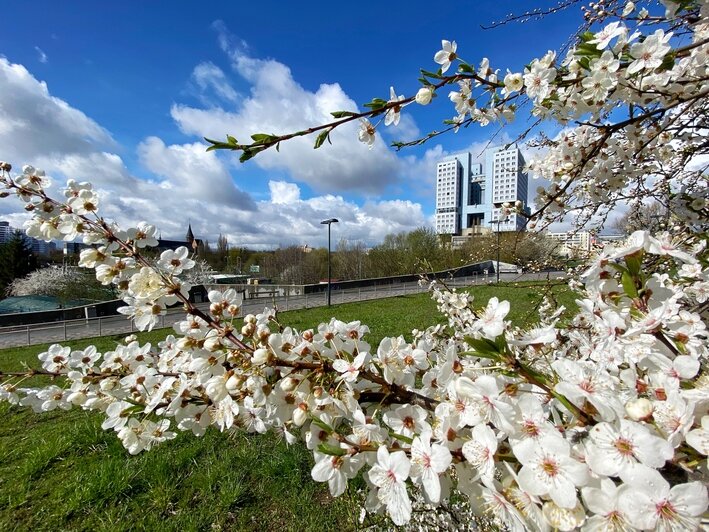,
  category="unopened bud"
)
[625,397,653,421]
[0,162,11,171]
[293,403,308,426]
[281,377,299,392]
[252,348,269,365]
